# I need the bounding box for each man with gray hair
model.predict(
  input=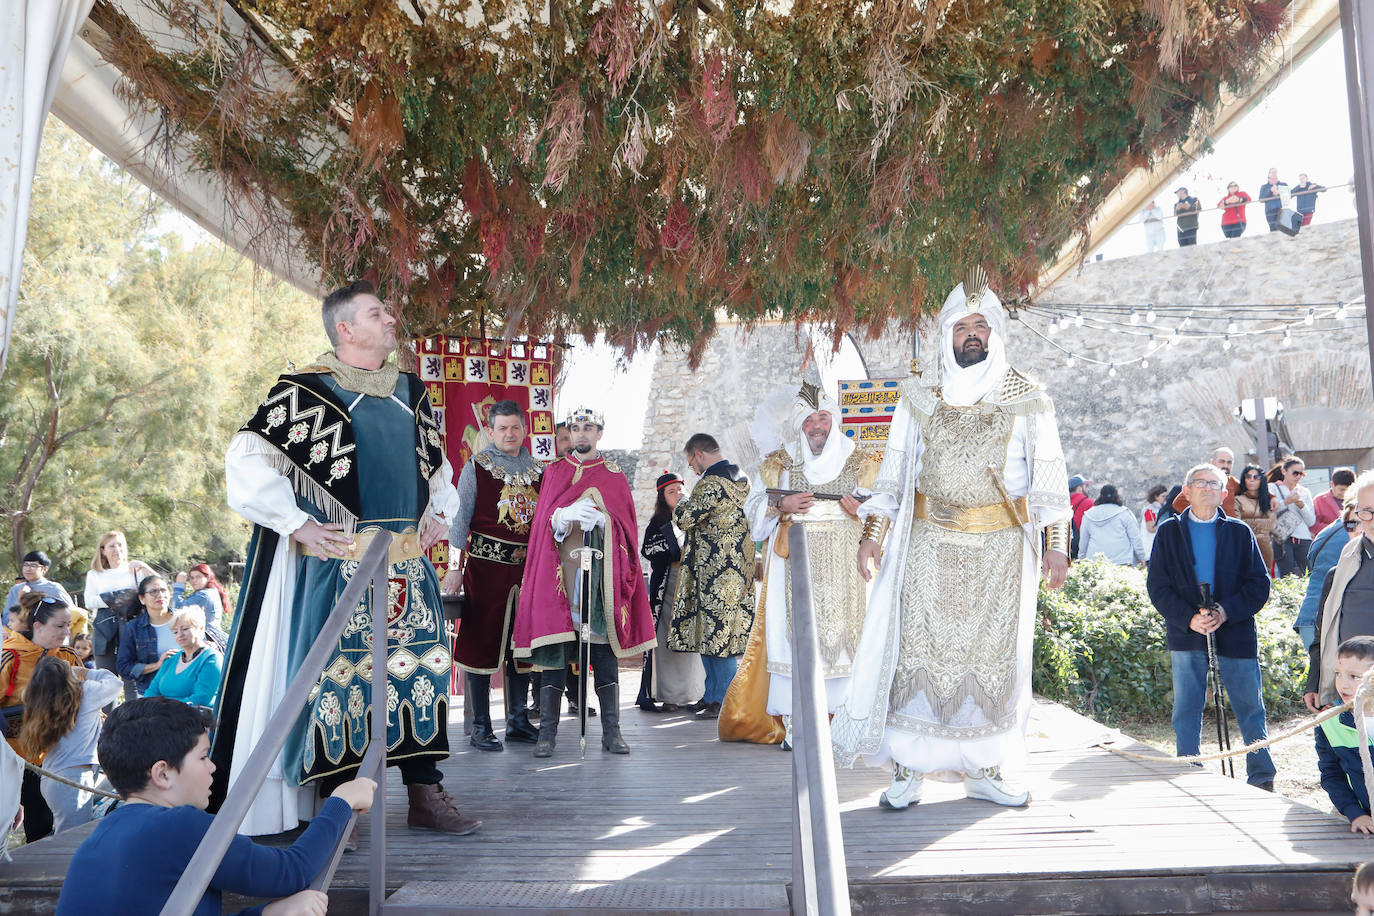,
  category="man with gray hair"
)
[1172,447,1239,518]
[1147,462,1275,789]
